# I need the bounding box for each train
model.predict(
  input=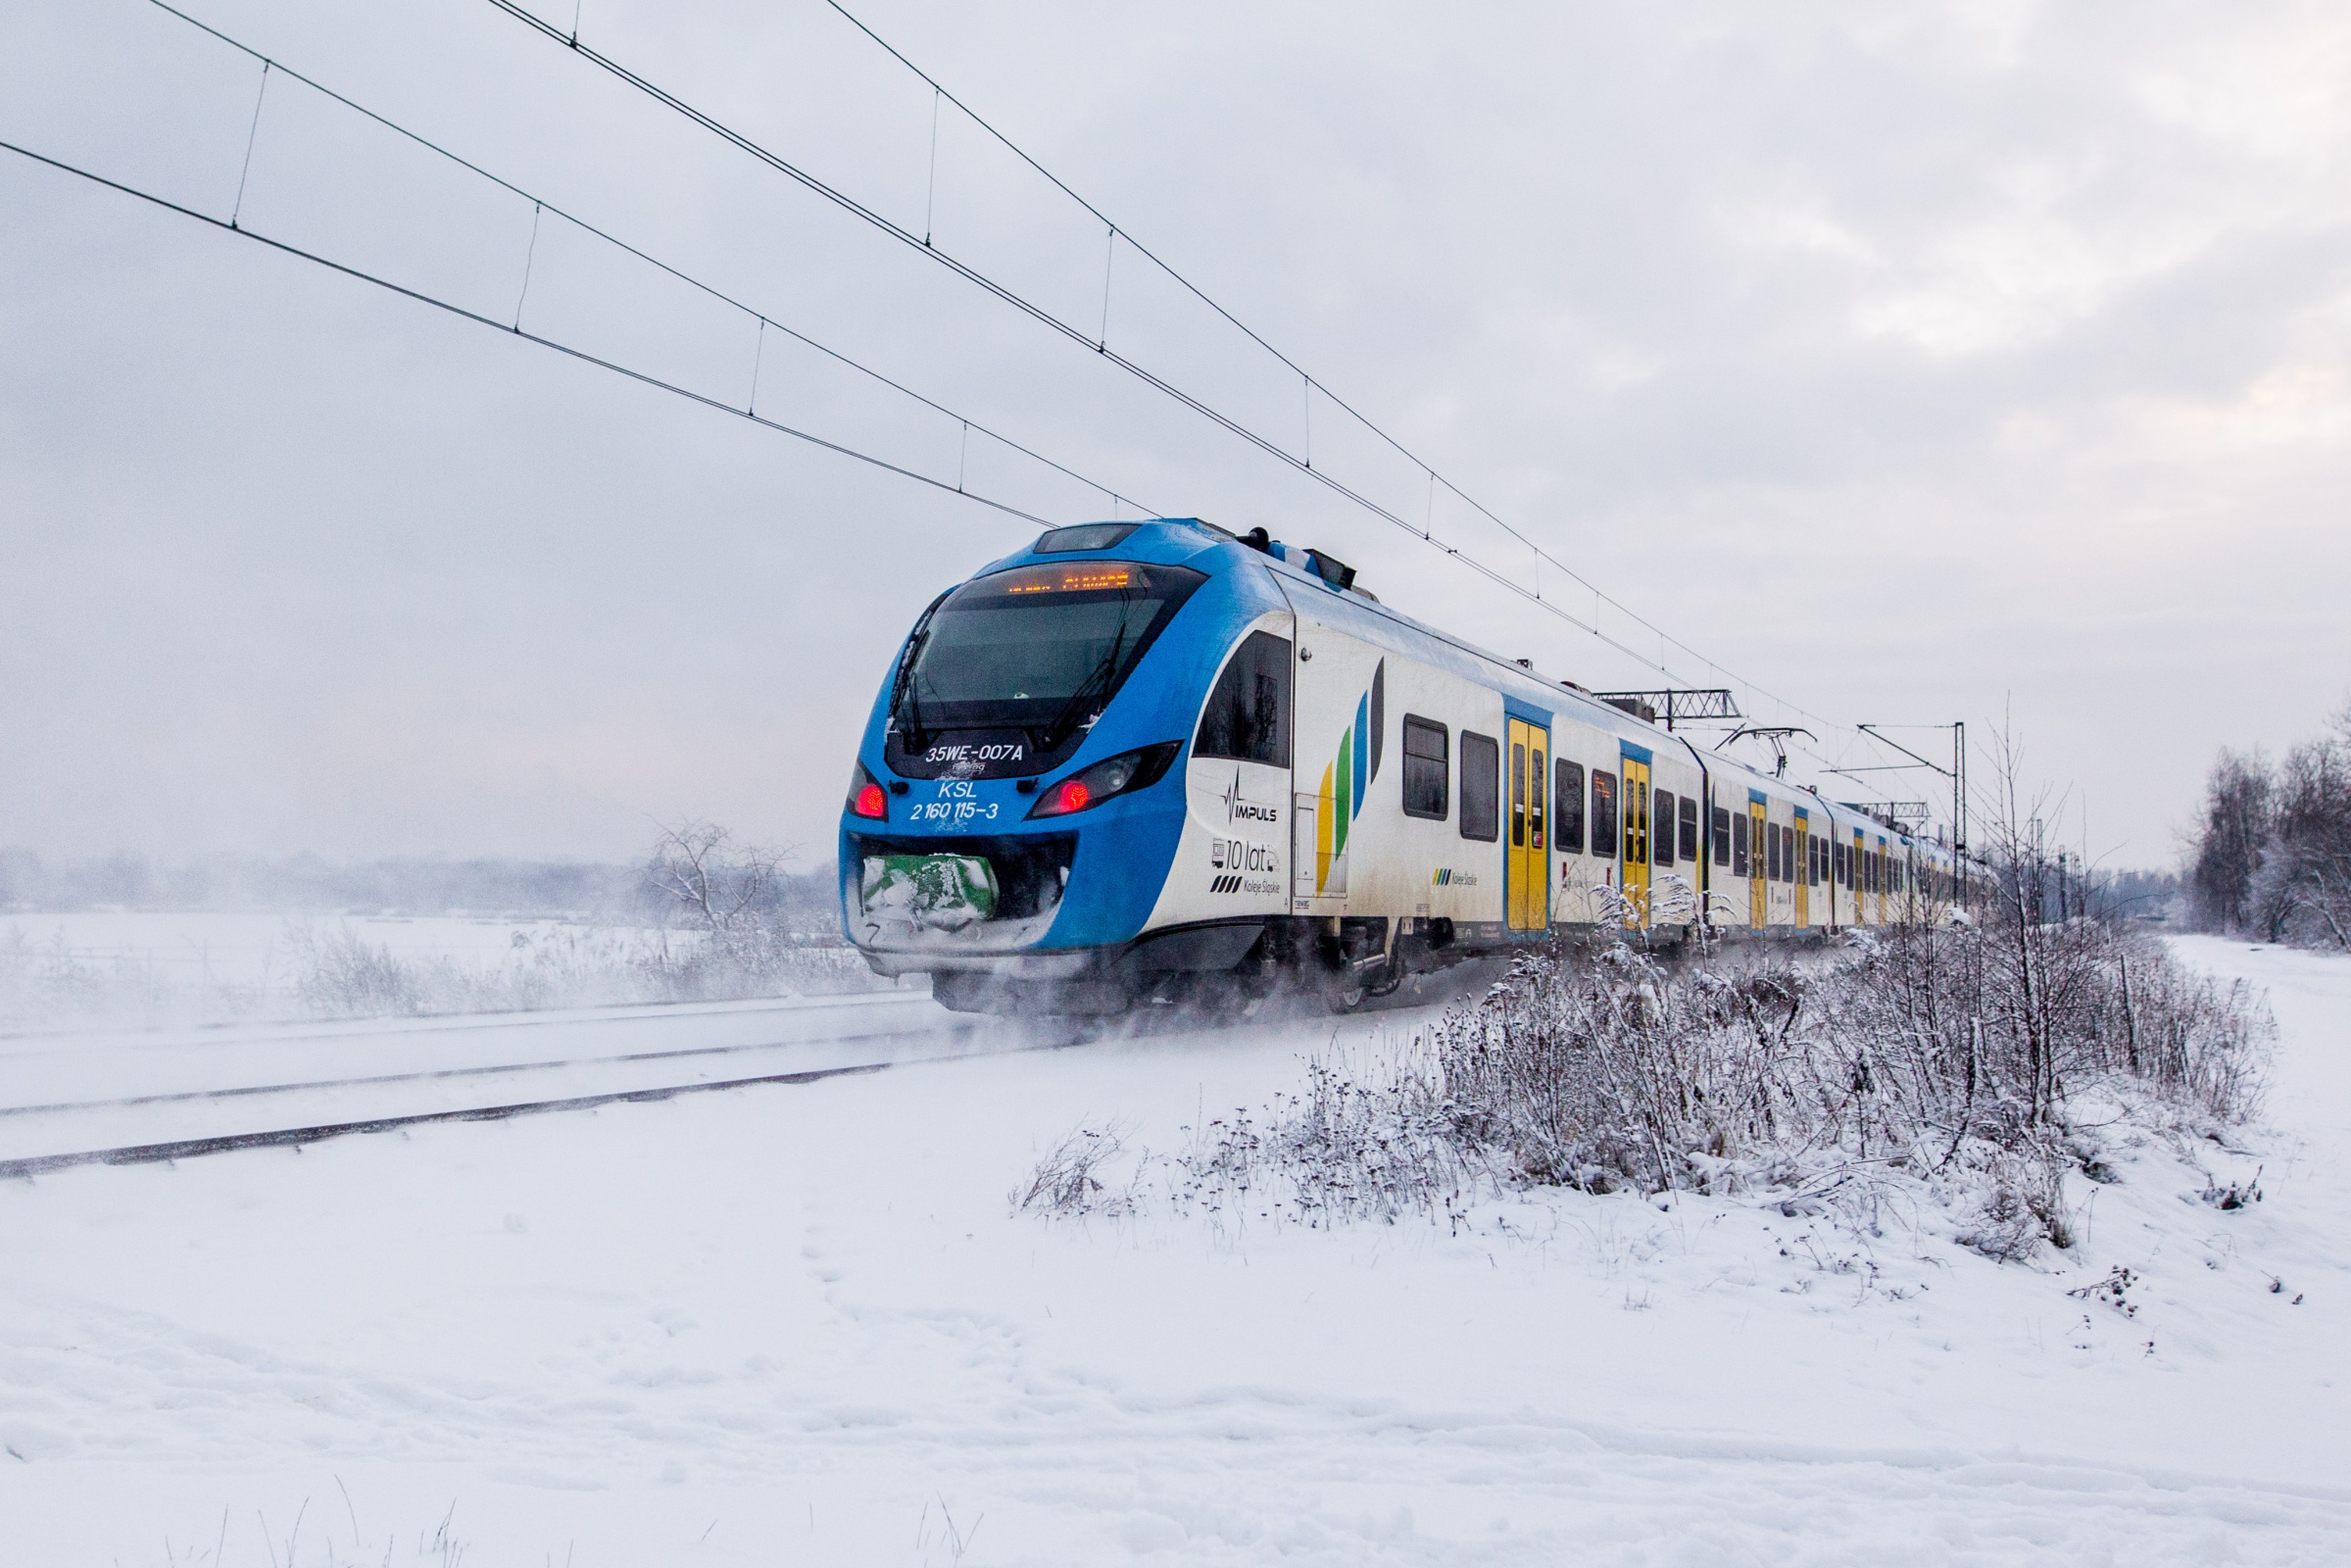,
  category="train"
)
[840,517,1958,1012]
